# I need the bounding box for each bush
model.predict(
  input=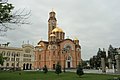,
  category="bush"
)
[43,65,48,74]
[55,62,62,75]
[76,63,84,77]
